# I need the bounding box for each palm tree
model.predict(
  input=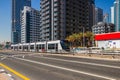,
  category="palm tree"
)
[66,35,74,48]
[66,32,94,47]
[66,33,78,47]
[85,31,94,47]
[77,32,83,47]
